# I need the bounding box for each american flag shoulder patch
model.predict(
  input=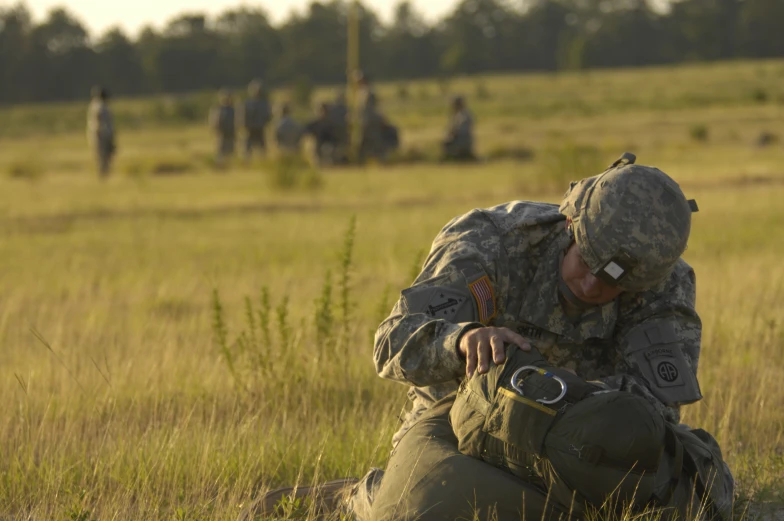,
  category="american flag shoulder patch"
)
[468,275,497,324]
